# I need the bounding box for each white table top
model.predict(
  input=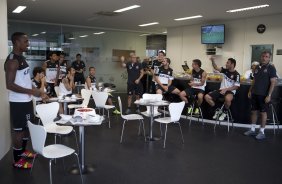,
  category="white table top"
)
[134,99,170,106]
[56,115,104,126]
